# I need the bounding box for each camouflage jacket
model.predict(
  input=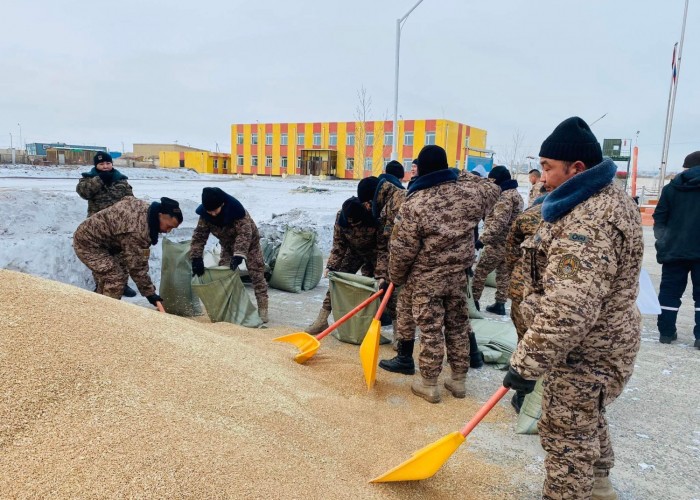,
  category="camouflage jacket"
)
[326,210,378,271]
[511,160,643,381]
[480,185,524,247]
[73,197,158,296]
[76,168,134,217]
[389,169,487,289]
[457,171,501,268]
[528,181,545,206]
[190,198,259,261]
[504,202,543,302]
[373,180,406,280]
